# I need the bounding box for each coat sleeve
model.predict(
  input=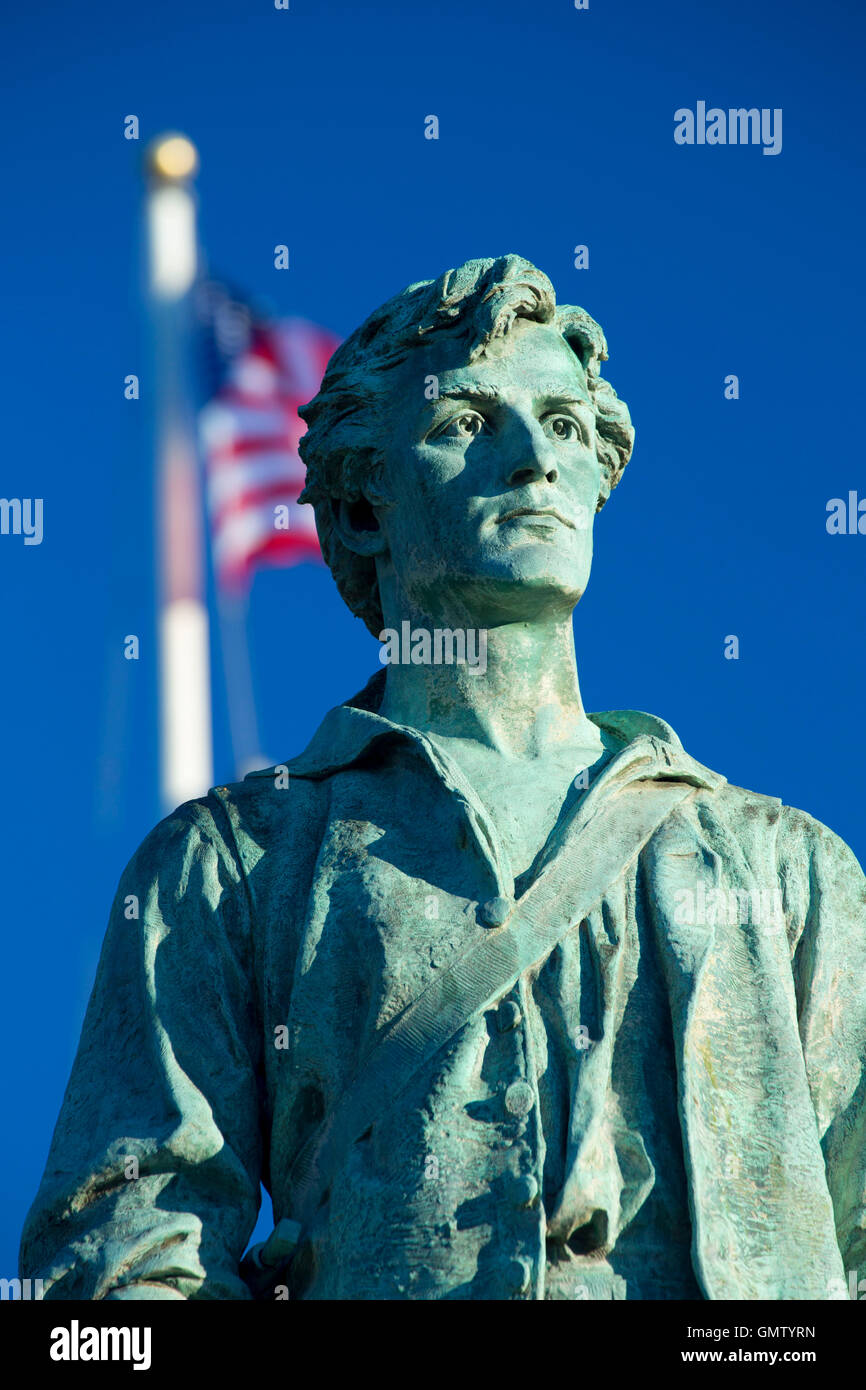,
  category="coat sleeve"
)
[19,795,264,1300]
[782,806,866,1295]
